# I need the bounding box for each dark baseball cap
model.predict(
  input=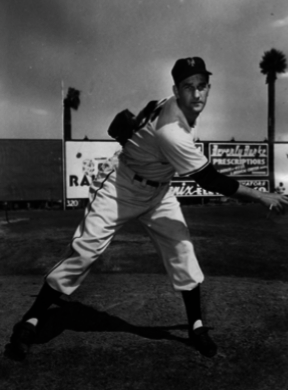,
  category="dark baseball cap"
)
[171,57,212,85]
